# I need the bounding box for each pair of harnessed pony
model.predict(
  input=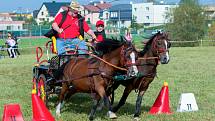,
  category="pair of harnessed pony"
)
[107,31,171,120]
[55,32,171,120]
